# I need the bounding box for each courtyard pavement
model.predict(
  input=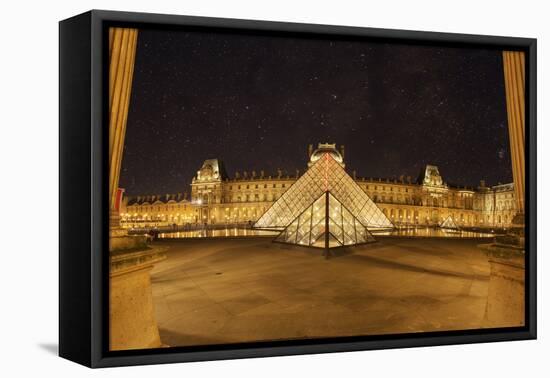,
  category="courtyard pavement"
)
[150,237,490,347]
